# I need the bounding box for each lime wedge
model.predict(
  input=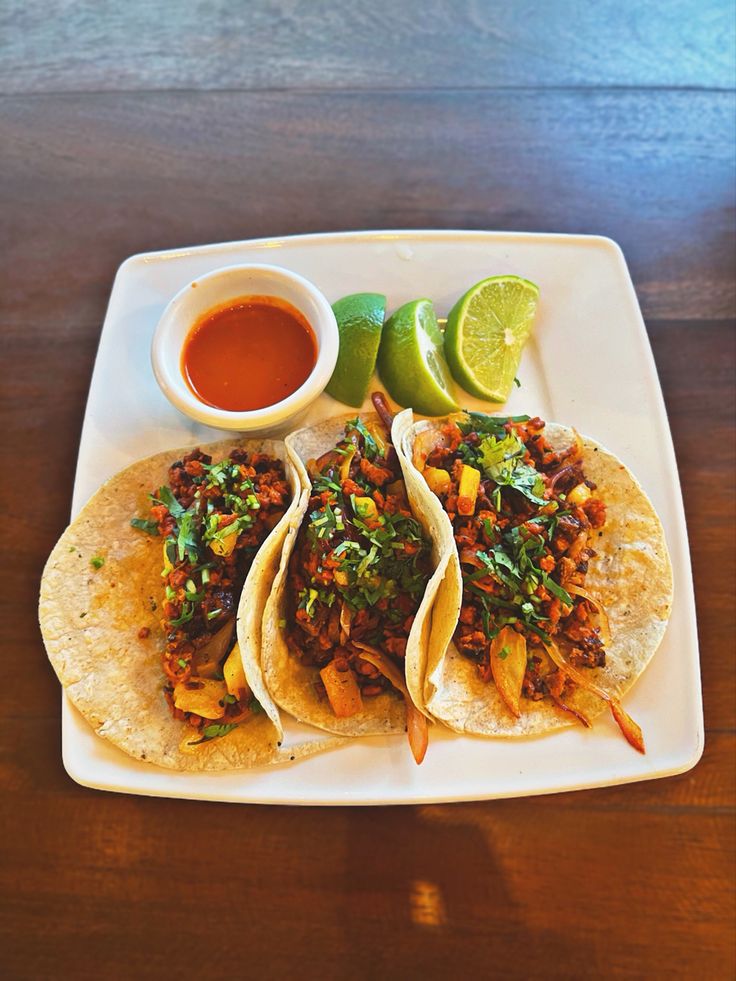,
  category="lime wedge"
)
[377,299,458,416]
[325,293,386,407]
[444,275,540,403]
